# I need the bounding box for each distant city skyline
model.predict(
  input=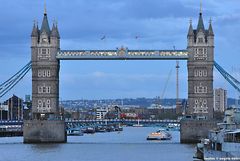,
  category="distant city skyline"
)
[0,0,240,100]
